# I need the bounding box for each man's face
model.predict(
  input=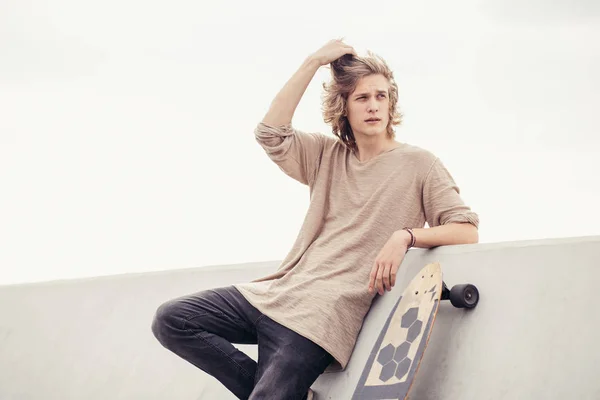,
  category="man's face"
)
[346,74,390,139]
